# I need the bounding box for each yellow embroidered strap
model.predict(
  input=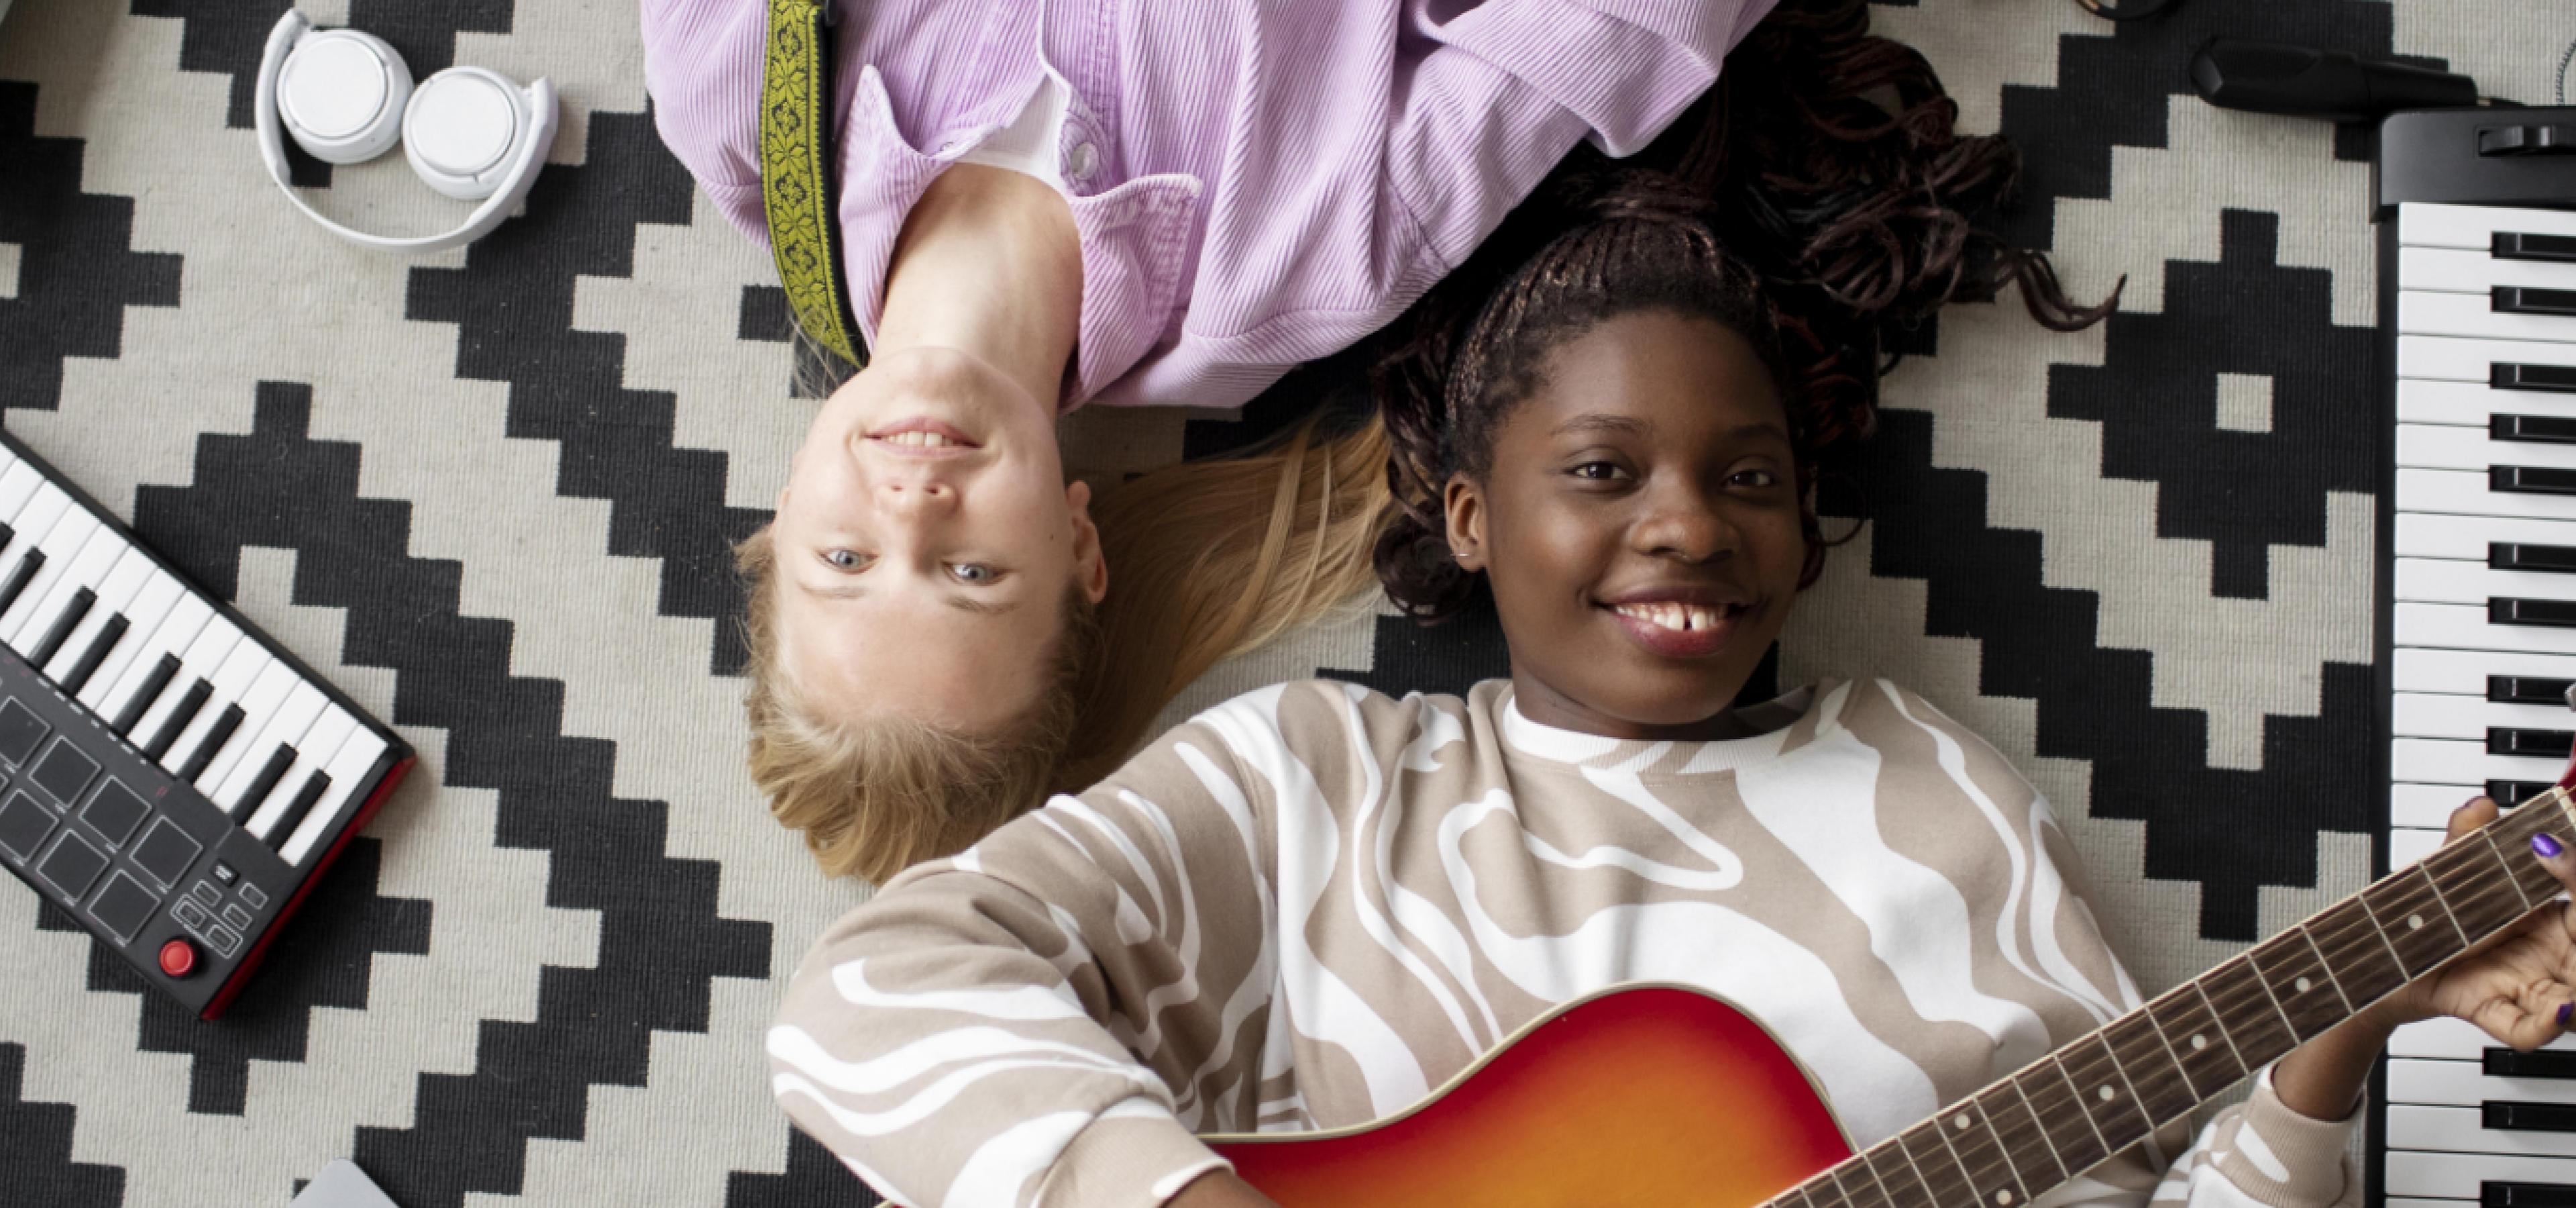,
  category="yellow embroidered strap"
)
[760,0,863,364]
